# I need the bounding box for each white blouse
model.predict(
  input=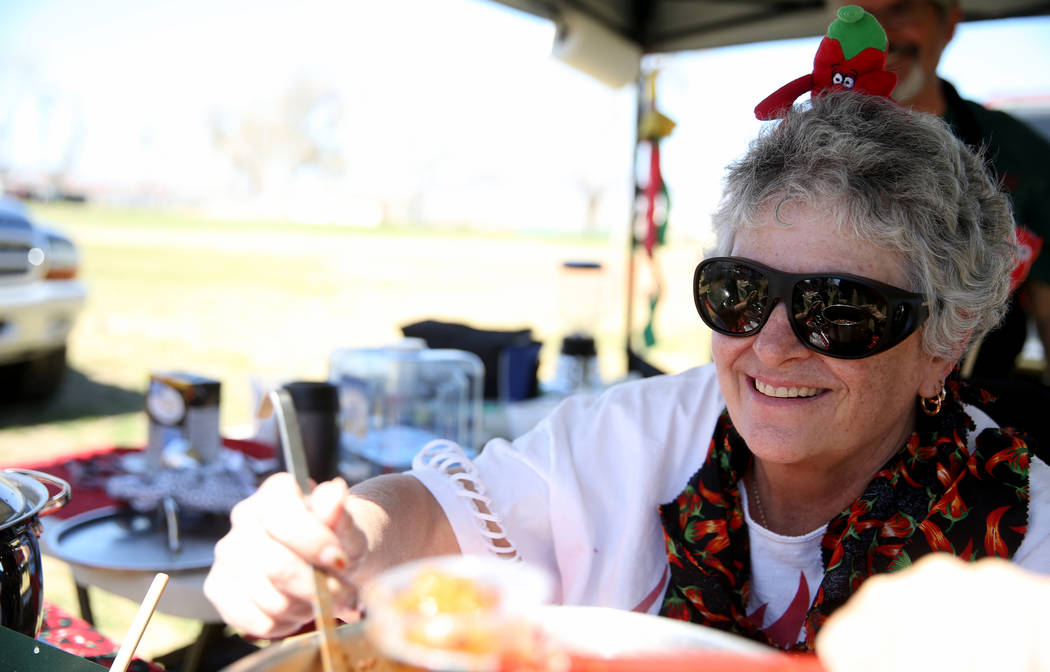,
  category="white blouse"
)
[410,363,1050,644]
